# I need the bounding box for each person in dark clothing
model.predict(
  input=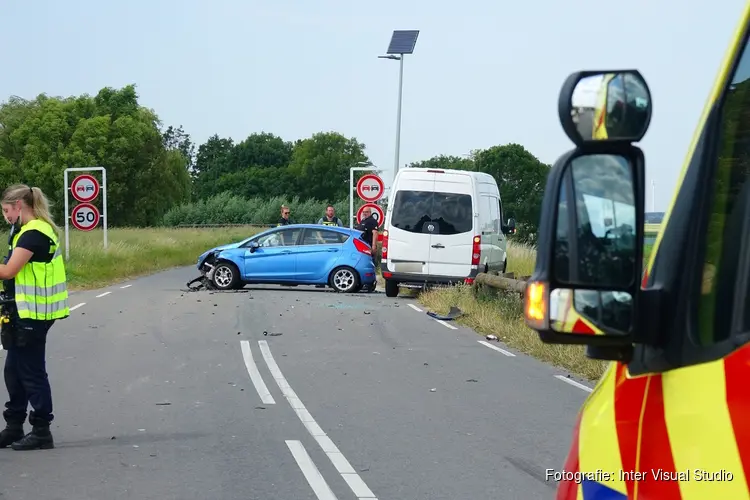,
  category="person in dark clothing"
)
[317,205,343,226]
[359,207,379,249]
[277,205,295,226]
